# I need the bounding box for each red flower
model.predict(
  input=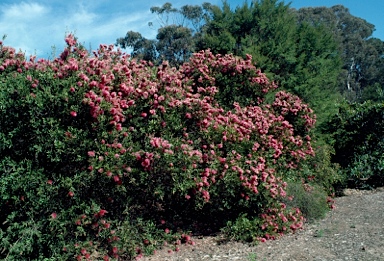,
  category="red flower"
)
[70,111,77,117]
